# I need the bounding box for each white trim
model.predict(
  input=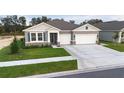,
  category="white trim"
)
[37,32,44,41]
[118,32,122,43]
[29,32,45,42]
[30,32,37,42]
[73,23,101,31]
[23,22,61,32]
[48,32,50,42]
[49,32,59,44]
